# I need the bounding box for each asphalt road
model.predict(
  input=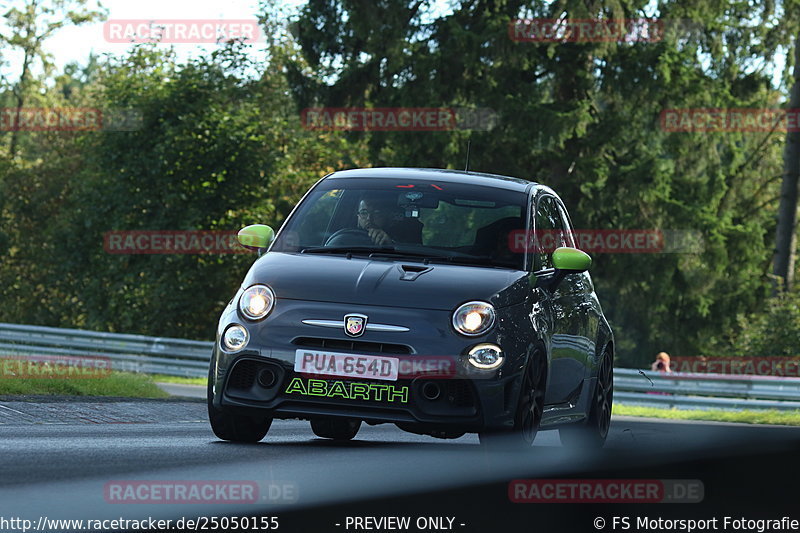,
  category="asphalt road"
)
[1,398,799,532]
